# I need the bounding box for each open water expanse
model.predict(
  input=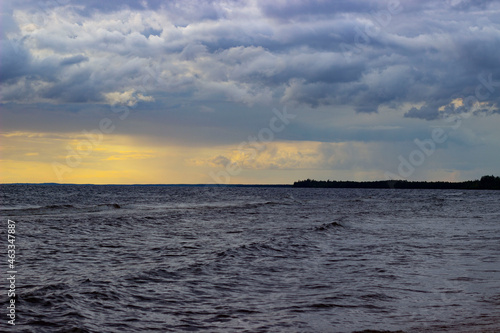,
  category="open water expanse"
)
[1,185,499,333]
